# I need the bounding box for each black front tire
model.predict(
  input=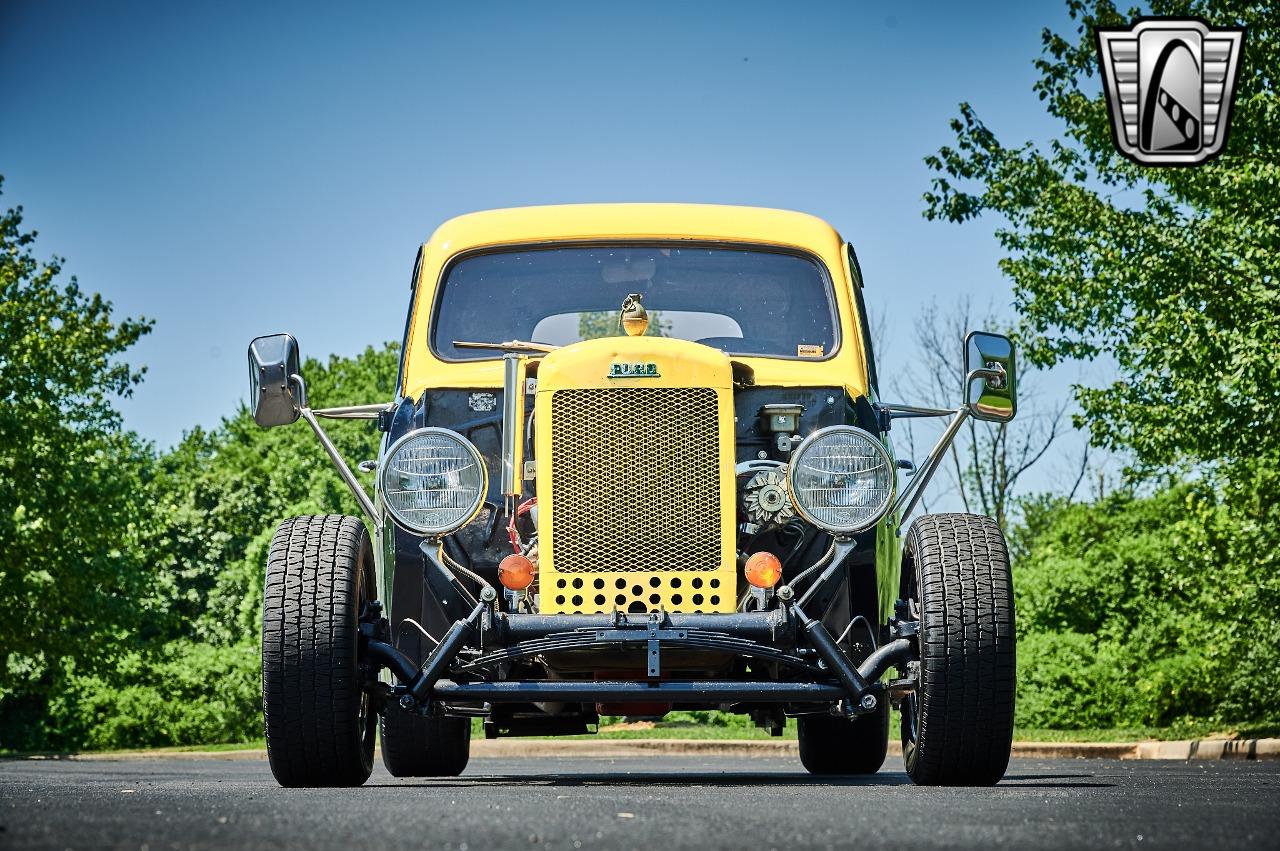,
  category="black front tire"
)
[797,701,890,775]
[380,710,472,777]
[900,513,1015,786]
[262,515,377,788]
